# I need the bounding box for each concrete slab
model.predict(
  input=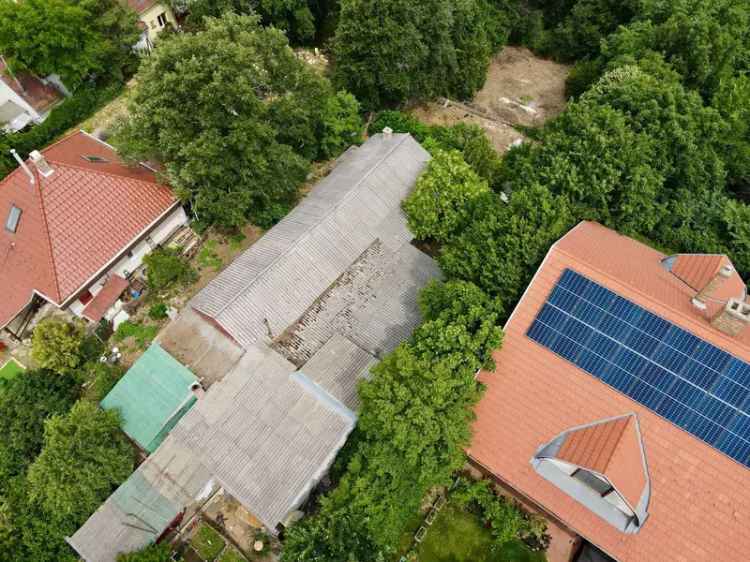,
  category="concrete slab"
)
[157,307,244,387]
